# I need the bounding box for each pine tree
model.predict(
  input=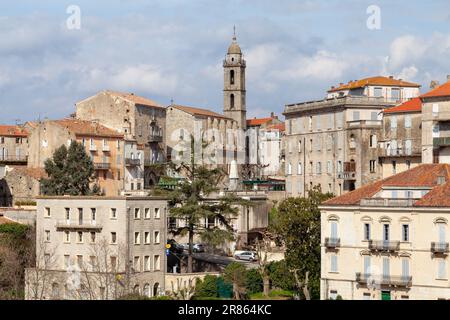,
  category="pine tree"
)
[40,141,99,196]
